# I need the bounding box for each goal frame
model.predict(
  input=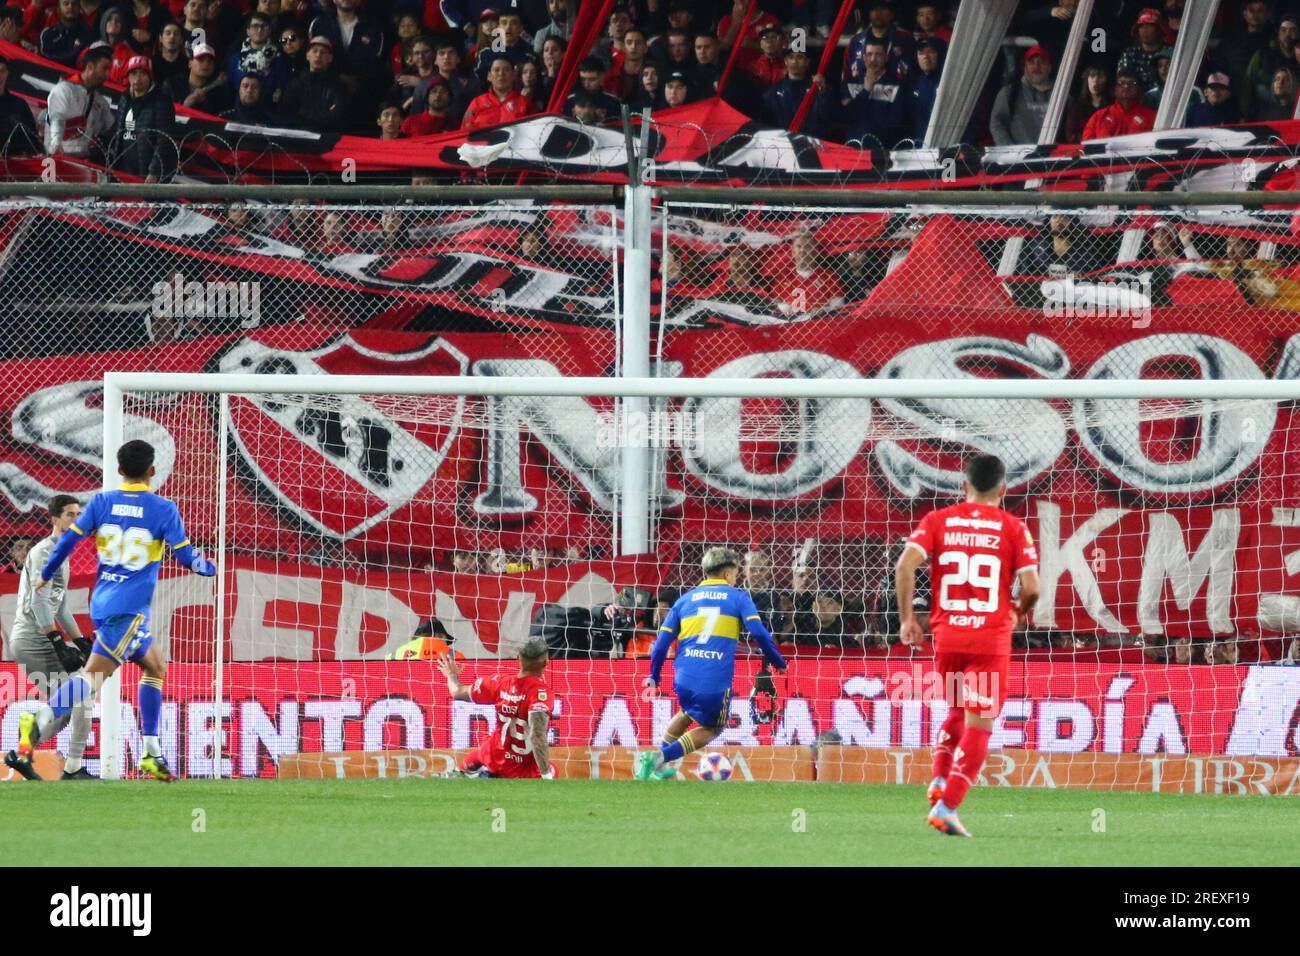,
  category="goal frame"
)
[99,371,1298,779]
